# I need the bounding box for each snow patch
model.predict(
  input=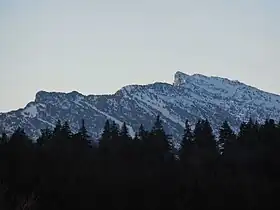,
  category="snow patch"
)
[22,104,38,118]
